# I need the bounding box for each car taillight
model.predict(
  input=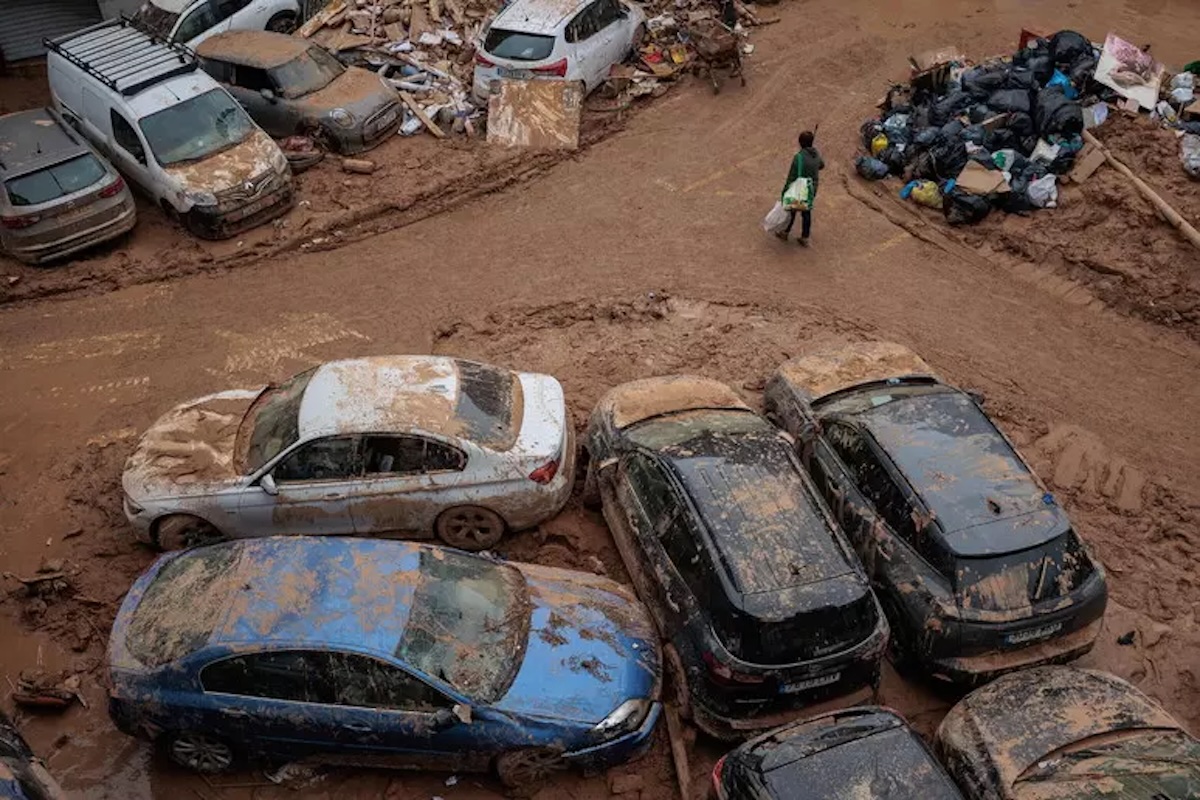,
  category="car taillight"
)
[533,58,568,77]
[529,459,559,484]
[99,176,125,198]
[475,52,495,66]
[703,651,765,685]
[711,755,728,797]
[1,213,40,229]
